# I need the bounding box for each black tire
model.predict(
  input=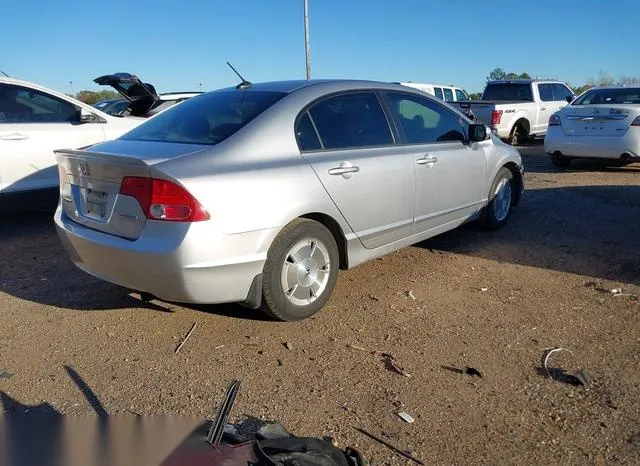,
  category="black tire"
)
[262,218,339,321]
[551,152,572,168]
[482,167,515,230]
